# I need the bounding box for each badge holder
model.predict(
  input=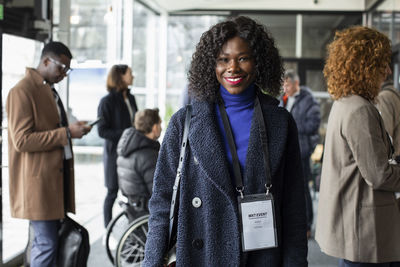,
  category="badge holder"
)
[237,185,278,252]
